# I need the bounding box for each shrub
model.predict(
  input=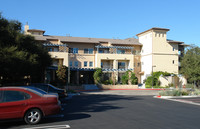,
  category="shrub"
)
[93,68,103,84]
[191,89,200,95]
[185,84,195,89]
[102,79,113,85]
[159,89,190,96]
[146,71,173,86]
[121,70,138,85]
